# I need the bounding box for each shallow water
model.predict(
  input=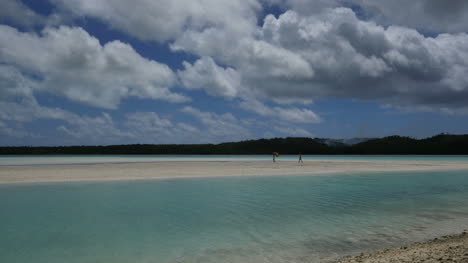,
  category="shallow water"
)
[1,170,468,262]
[1,154,467,166]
